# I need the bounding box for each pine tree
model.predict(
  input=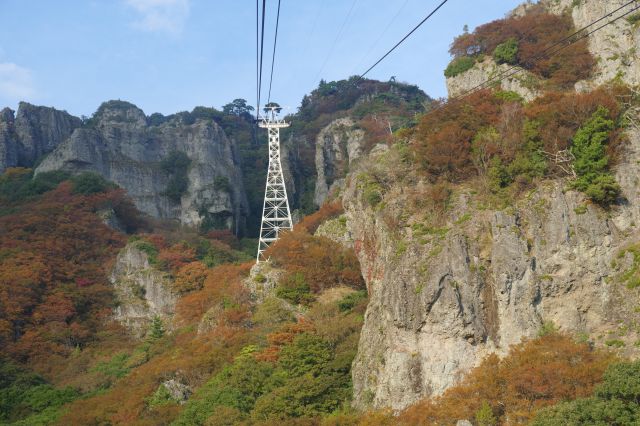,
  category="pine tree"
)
[149,315,165,340]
